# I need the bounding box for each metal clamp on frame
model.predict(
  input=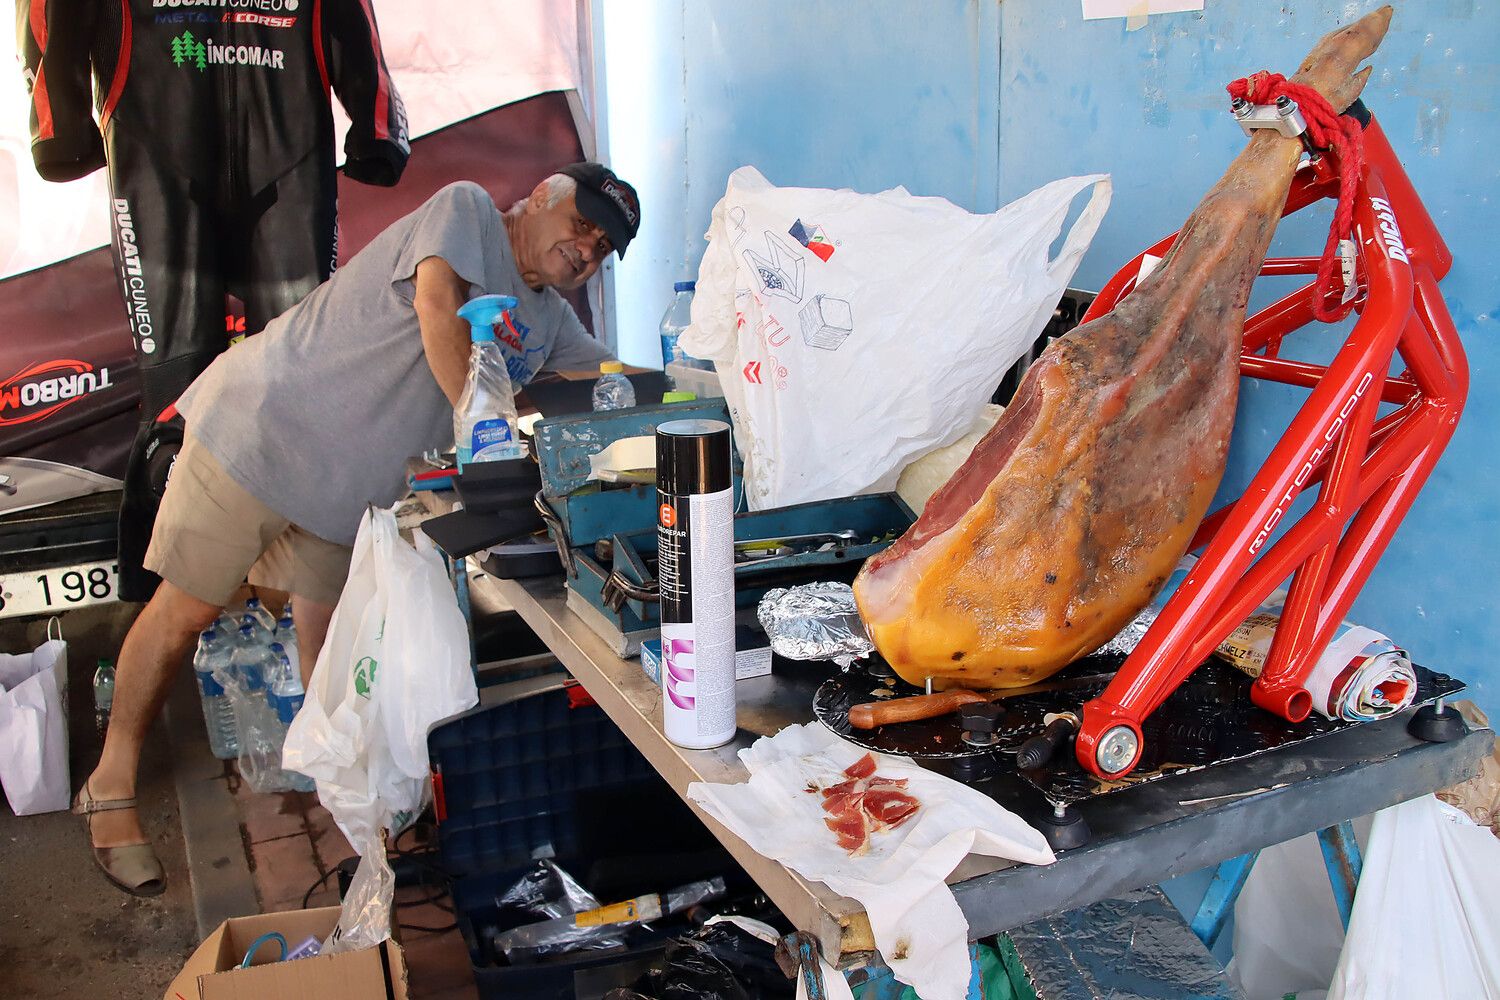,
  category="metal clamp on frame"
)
[1231,94,1309,140]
